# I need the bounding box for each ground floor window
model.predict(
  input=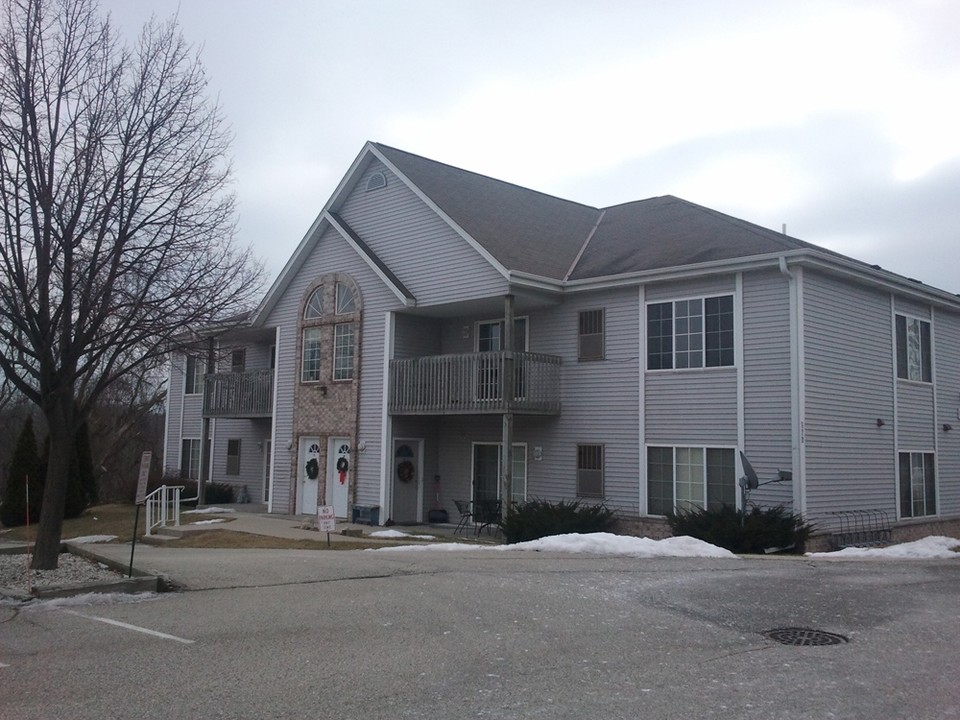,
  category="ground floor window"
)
[647,446,736,514]
[576,444,604,498]
[899,451,936,518]
[226,439,241,475]
[181,439,202,480]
